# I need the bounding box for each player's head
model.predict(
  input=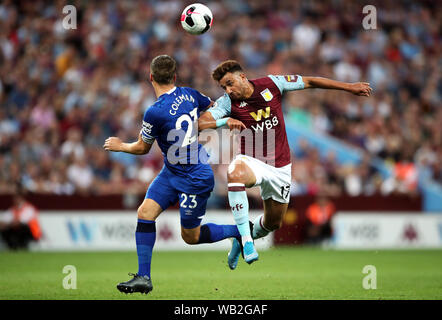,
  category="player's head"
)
[149,55,177,85]
[212,60,249,100]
